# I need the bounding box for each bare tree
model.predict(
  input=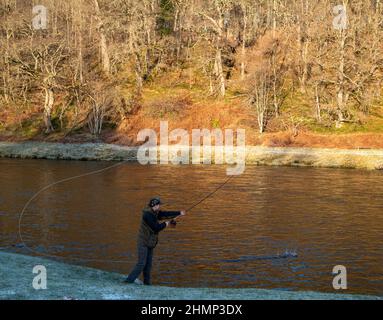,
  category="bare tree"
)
[87,86,114,135]
[1,0,383,138]
[199,0,234,97]
[93,0,111,75]
[38,43,68,133]
[250,73,272,133]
